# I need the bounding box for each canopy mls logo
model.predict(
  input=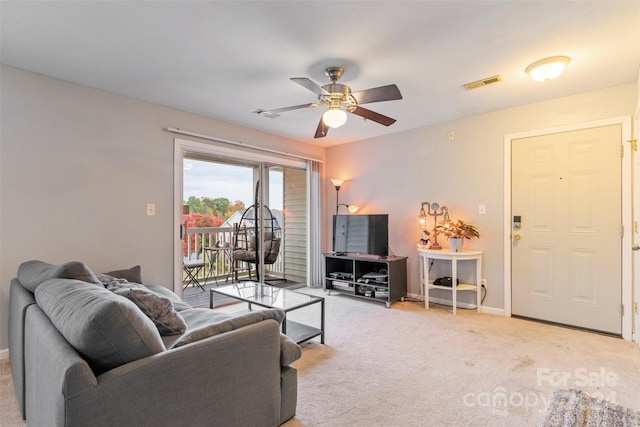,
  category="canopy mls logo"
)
[463,367,620,416]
